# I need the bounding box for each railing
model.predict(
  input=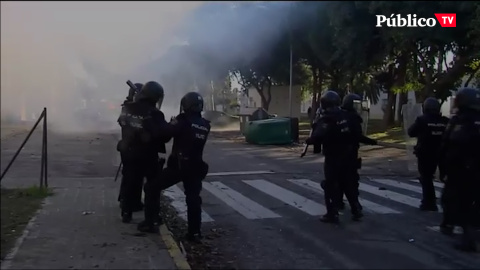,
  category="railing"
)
[0,107,48,187]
